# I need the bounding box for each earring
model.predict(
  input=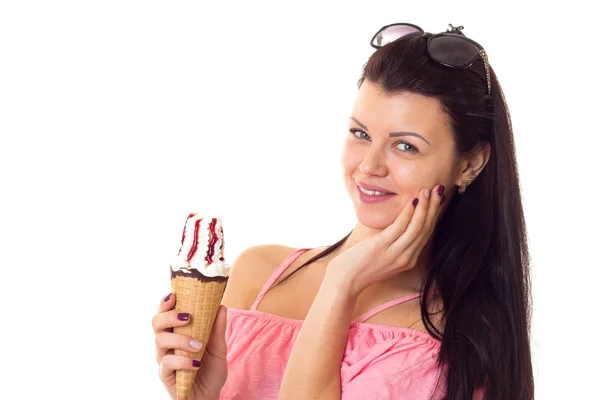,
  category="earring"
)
[458,173,477,194]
